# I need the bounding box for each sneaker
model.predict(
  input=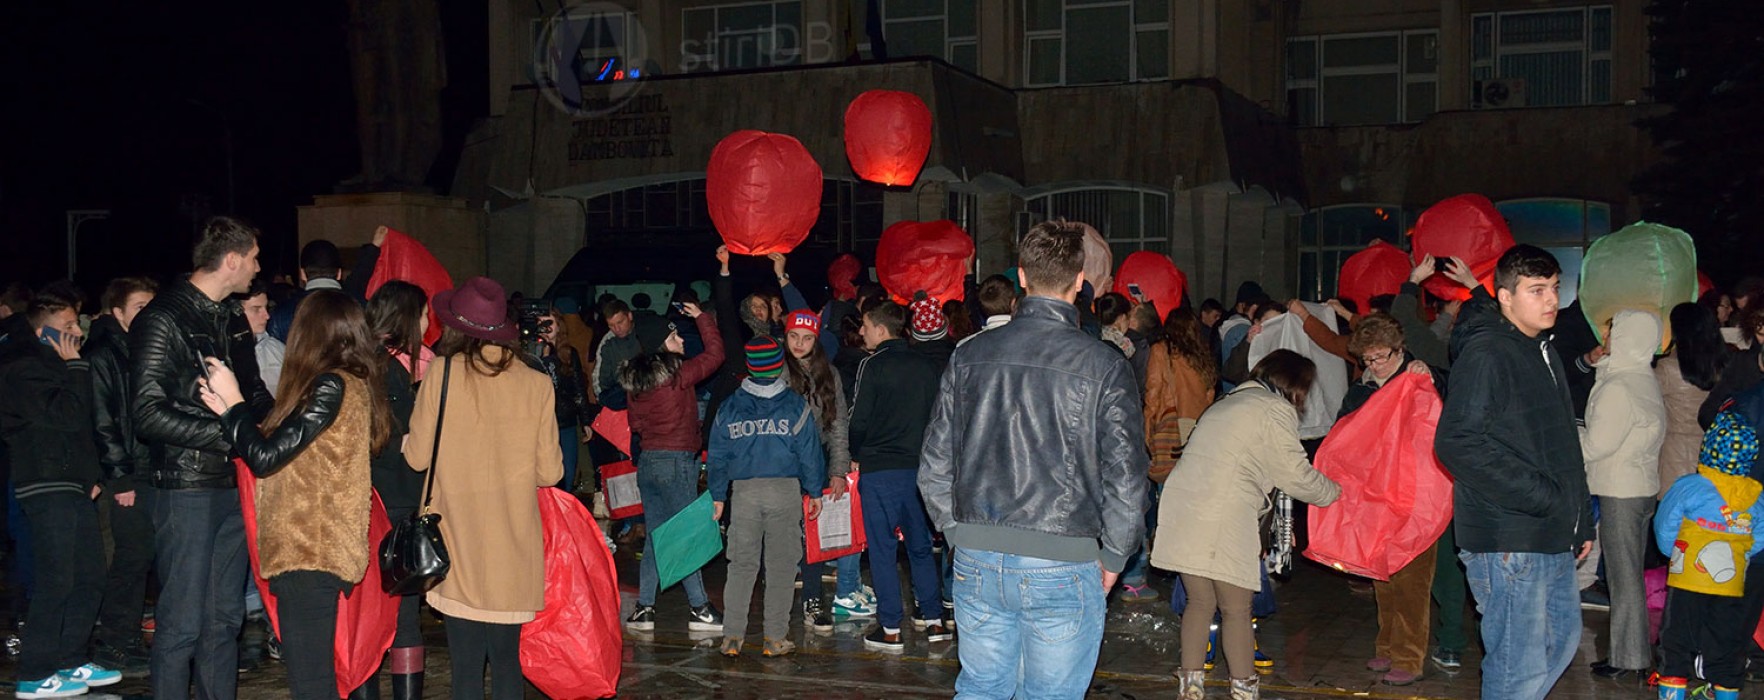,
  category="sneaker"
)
[1430,647,1462,671]
[864,626,904,652]
[719,637,742,657]
[139,612,154,634]
[58,664,120,688]
[687,603,724,632]
[15,674,85,699]
[1580,585,1611,611]
[625,605,657,631]
[804,599,833,632]
[1381,669,1420,686]
[913,617,941,630]
[856,585,878,606]
[832,594,876,618]
[266,635,282,662]
[924,621,953,643]
[1366,657,1393,672]
[761,638,796,657]
[1118,583,1160,603]
[91,641,149,677]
